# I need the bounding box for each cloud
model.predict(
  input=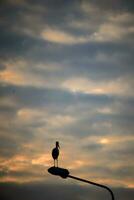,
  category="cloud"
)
[62,76,134,97]
[41,28,89,44]
[81,0,134,13]
[0,182,134,200]
[40,19,134,44]
[0,0,134,191]
[0,81,133,186]
[0,59,63,88]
